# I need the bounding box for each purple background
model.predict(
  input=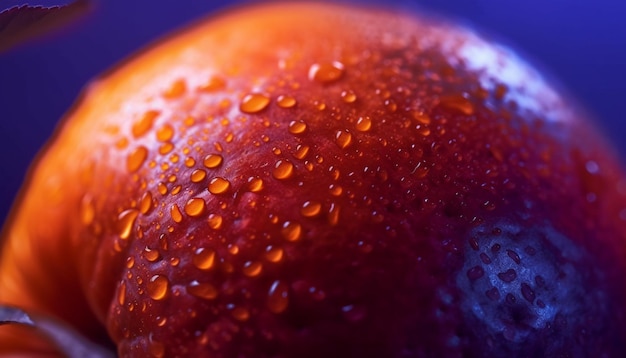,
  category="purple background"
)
[0,0,625,226]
